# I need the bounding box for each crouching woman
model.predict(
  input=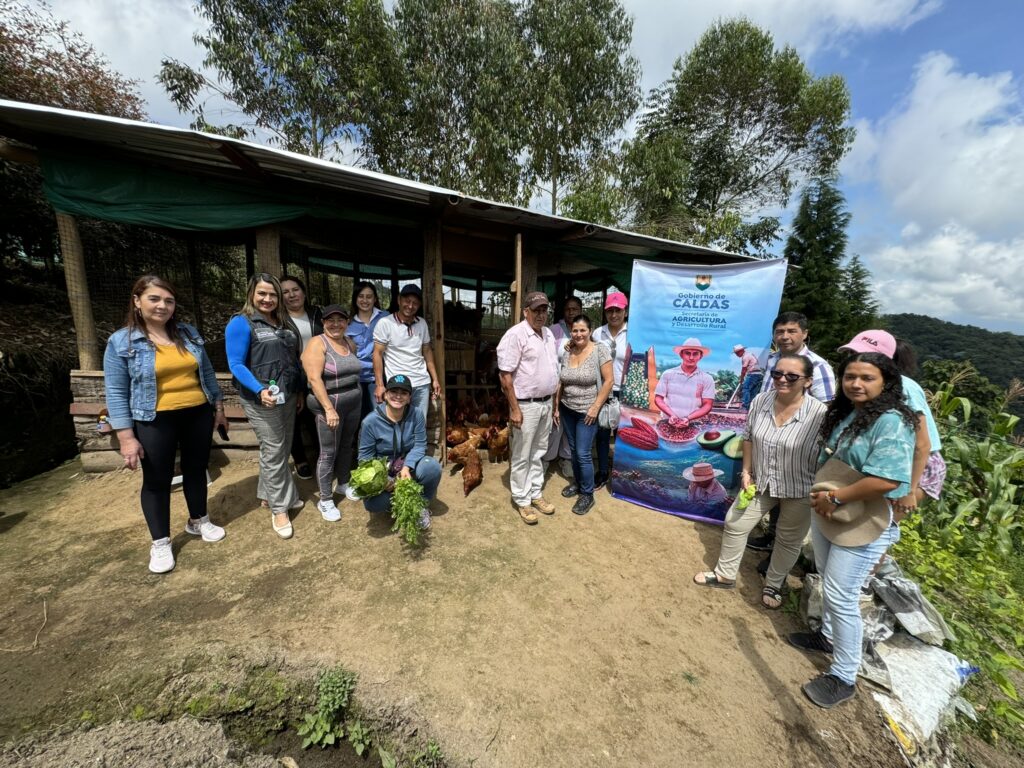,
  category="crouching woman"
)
[357,374,442,529]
